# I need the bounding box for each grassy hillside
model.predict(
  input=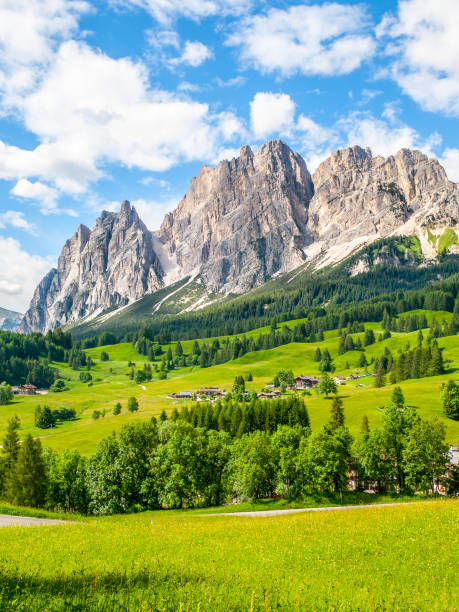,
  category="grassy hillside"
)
[2,312,458,454]
[0,500,457,610]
